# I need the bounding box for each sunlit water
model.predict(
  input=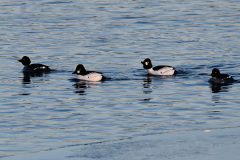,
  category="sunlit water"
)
[0,0,240,158]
